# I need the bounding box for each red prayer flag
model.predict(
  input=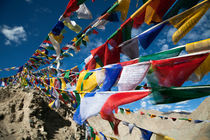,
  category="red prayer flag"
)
[100,90,150,135]
[63,0,80,18]
[151,53,208,87]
